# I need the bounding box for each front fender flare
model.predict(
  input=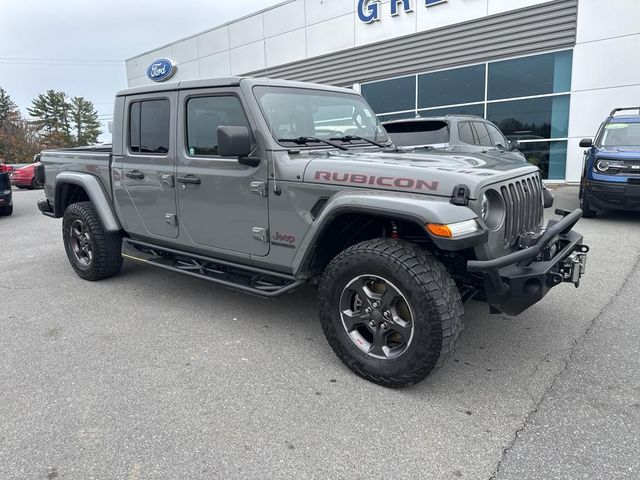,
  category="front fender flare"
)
[54,172,121,232]
[291,190,477,276]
